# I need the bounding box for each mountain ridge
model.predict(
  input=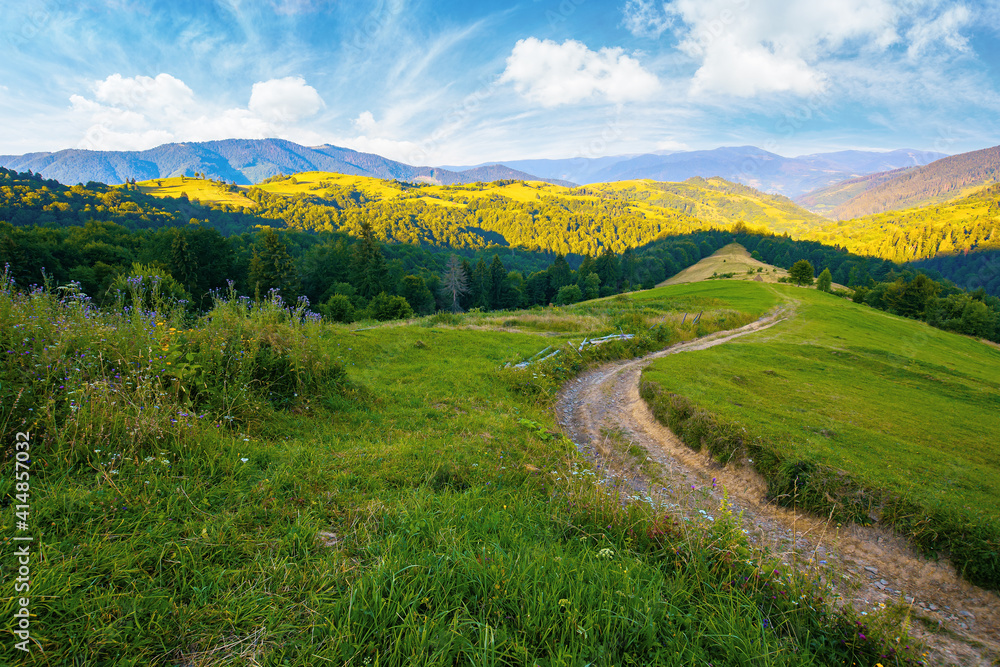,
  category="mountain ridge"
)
[802,144,1000,220]
[0,138,575,189]
[445,146,946,197]
[1,139,944,198]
